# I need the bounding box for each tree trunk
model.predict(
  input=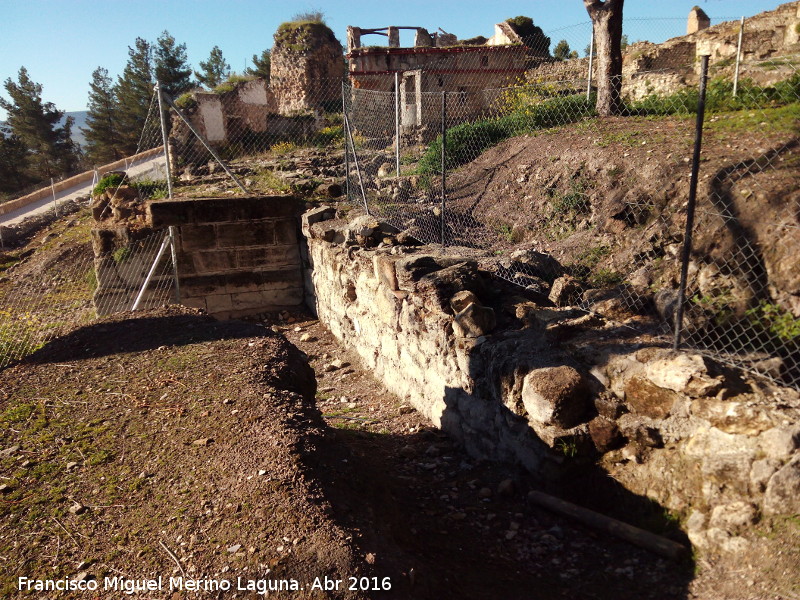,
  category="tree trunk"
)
[584,0,624,116]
